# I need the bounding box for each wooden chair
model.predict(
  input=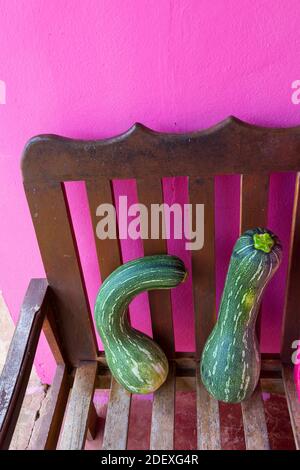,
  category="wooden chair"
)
[0,117,299,450]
